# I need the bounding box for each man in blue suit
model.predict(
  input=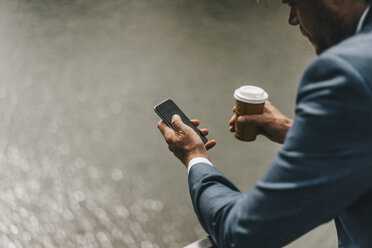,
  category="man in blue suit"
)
[157,0,372,247]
